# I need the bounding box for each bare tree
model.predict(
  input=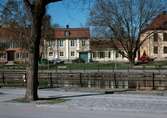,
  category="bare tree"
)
[89,0,167,64]
[0,0,55,56]
[23,0,61,101]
